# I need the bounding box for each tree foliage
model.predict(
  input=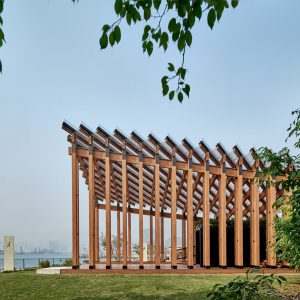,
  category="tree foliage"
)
[0,0,4,73]
[95,0,239,102]
[257,109,300,269]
